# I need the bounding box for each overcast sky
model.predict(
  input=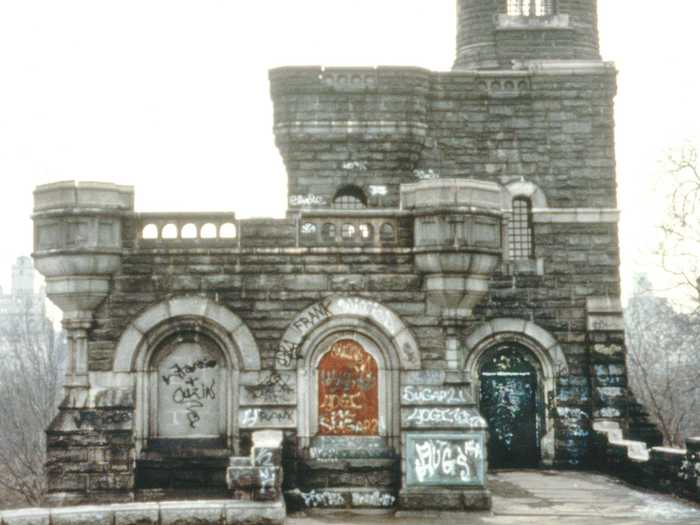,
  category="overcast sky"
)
[1,1,699,305]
